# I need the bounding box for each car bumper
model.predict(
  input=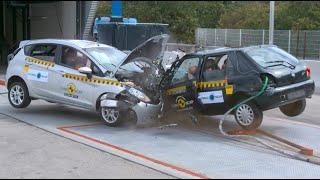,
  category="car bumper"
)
[100,99,162,125]
[131,101,162,125]
[256,79,315,110]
